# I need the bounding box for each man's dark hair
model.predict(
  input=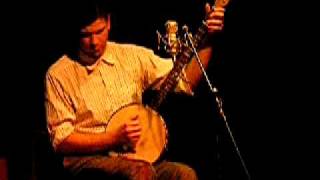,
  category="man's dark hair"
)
[62,0,115,57]
[76,0,115,29]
